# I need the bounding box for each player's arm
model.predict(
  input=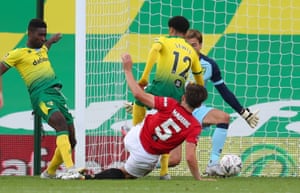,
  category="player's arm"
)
[209,59,258,128]
[185,142,202,180]
[45,33,62,50]
[121,53,155,109]
[138,42,162,87]
[191,55,204,86]
[215,83,243,112]
[0,61,10,76]
[193,73,204,86]
[0,61,9,109]
[215,81,259,128]
[123,42,162,113]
